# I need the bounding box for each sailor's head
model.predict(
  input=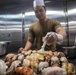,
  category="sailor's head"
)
[33,0,46,20]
